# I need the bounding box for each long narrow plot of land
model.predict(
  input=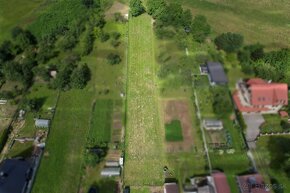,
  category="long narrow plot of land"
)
[125,14,165,186]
